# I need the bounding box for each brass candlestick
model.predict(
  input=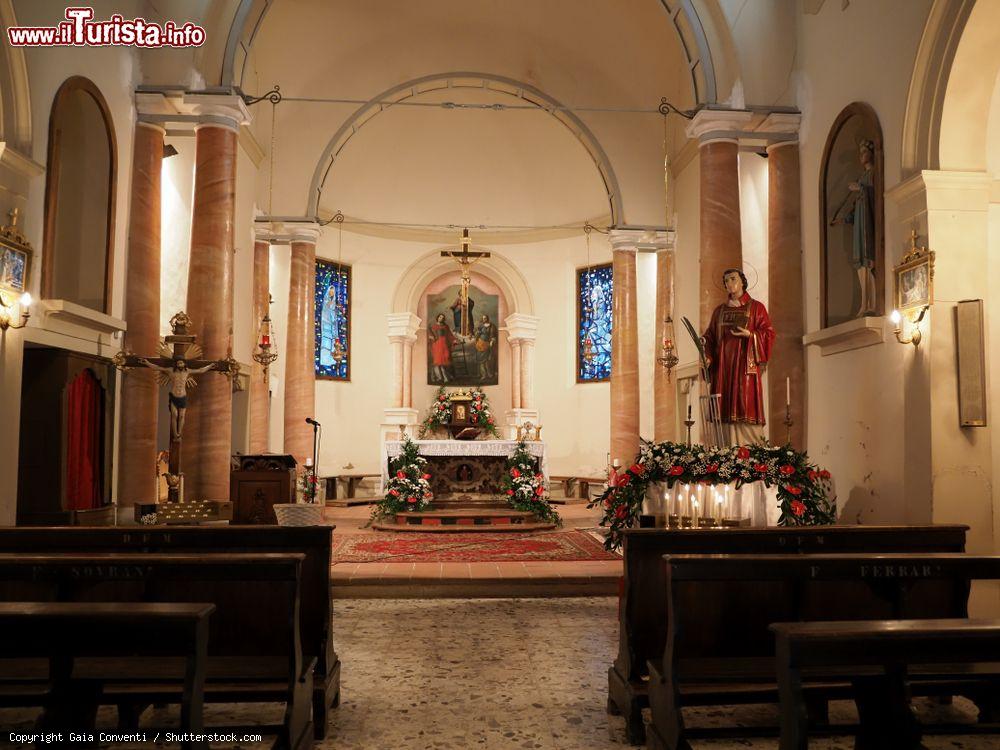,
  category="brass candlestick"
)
[684,413,695,447]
